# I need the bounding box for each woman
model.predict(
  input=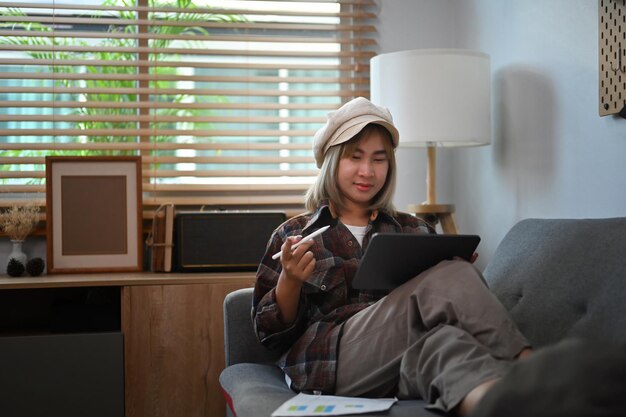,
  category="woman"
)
[253,97,531,416]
